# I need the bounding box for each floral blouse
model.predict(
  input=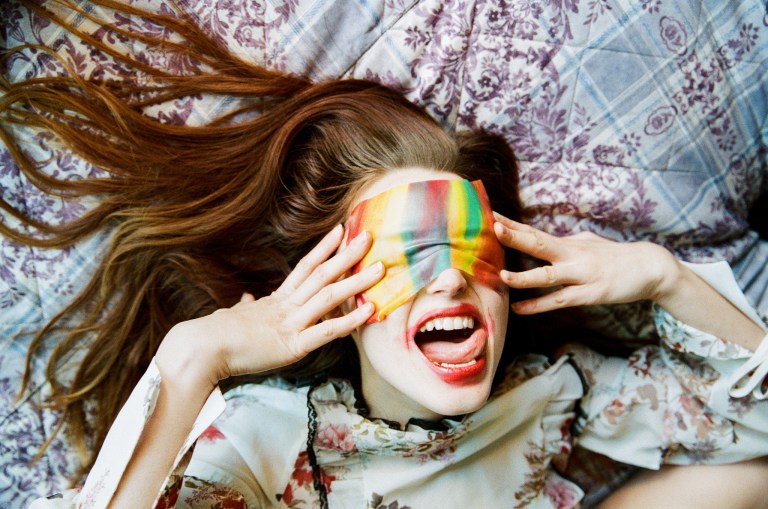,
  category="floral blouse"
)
[30,262,768,509]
